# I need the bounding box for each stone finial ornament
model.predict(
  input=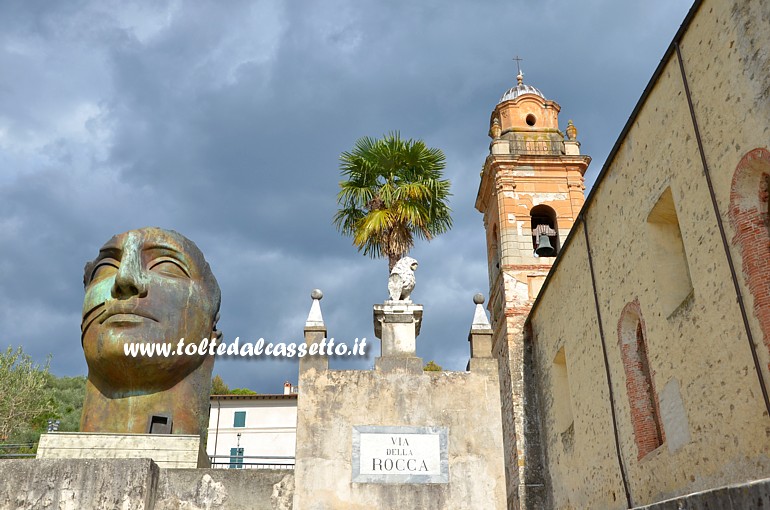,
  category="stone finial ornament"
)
[489,117,502,139]
[80,227,221,436]
[471,293,492,330]
[306,289,325,328]
[566,119,578,141]
[387,256,418,302]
